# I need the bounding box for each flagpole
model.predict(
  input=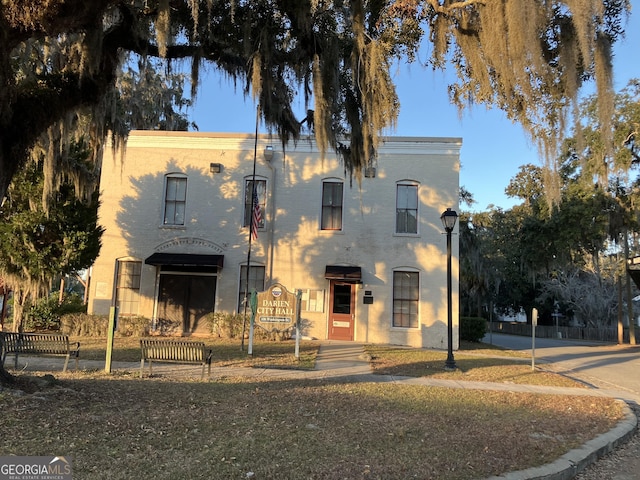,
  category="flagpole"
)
[241,104,261,352]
